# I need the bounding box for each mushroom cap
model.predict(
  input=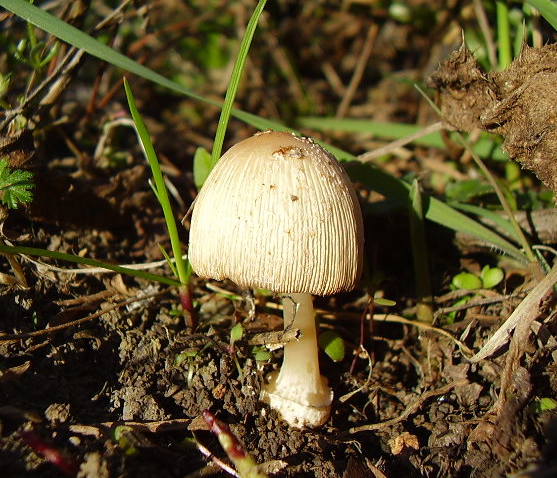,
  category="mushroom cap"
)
[188,130,364,296]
